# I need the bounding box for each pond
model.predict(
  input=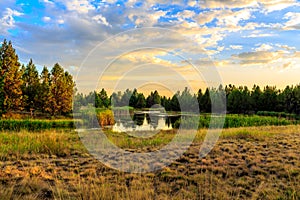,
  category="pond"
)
[111,111,180,133]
